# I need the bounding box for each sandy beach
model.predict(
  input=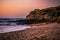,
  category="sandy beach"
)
[0,23,60,40]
